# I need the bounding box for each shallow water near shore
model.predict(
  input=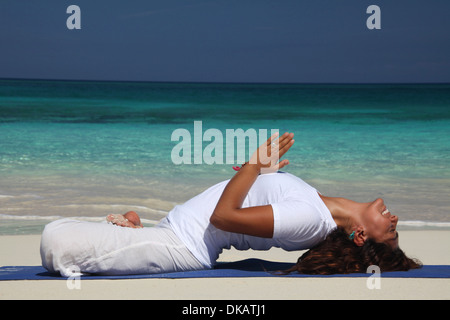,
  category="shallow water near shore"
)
[1,80,449,234]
